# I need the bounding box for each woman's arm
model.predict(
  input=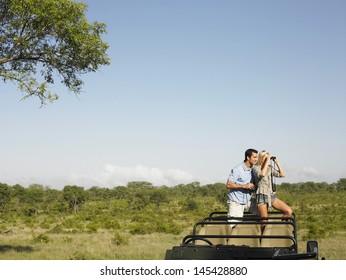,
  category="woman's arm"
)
[261,154,271,177]
[273,158,285,177]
